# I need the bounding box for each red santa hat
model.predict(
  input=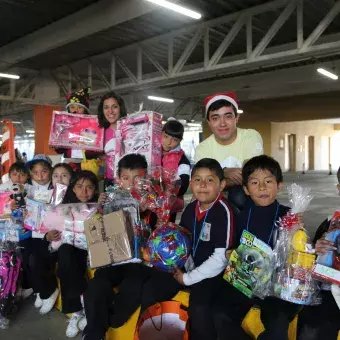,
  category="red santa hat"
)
[204,92,238,117]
